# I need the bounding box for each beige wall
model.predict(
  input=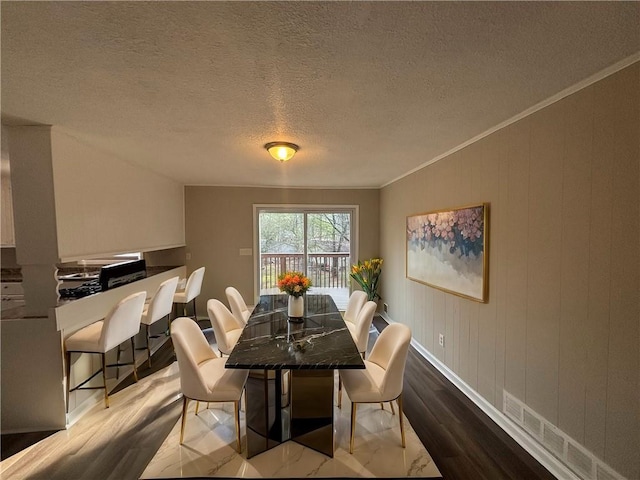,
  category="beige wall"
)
[184,186,379,314]
[380,63,639,478]
[50,129,185,261]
